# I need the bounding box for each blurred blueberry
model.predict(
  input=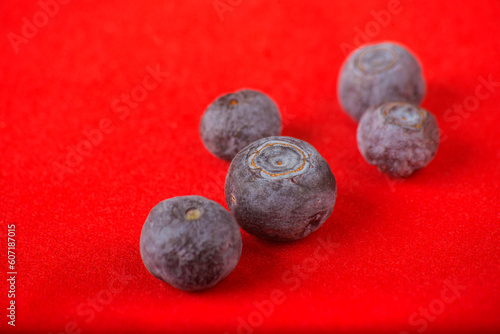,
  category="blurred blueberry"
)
[140,196,242,291]
[357,102,439,178]
[338,42,426,121]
